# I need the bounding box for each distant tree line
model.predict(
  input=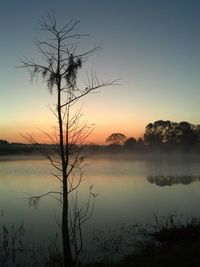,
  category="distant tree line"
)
[1,120,200,155]
[0,141,53,155]
[144,120,199,148]
[105,120,200,153]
